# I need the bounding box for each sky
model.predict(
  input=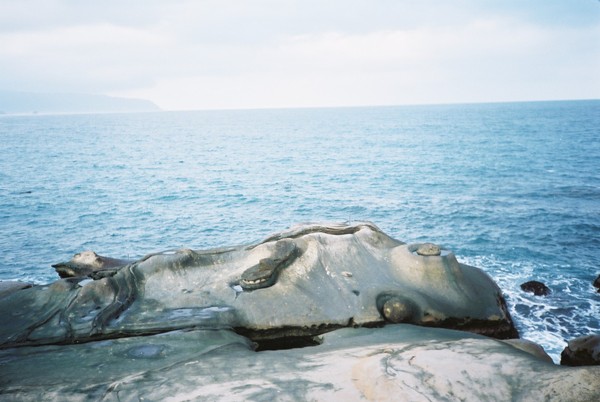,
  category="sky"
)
[0,0,598,110]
